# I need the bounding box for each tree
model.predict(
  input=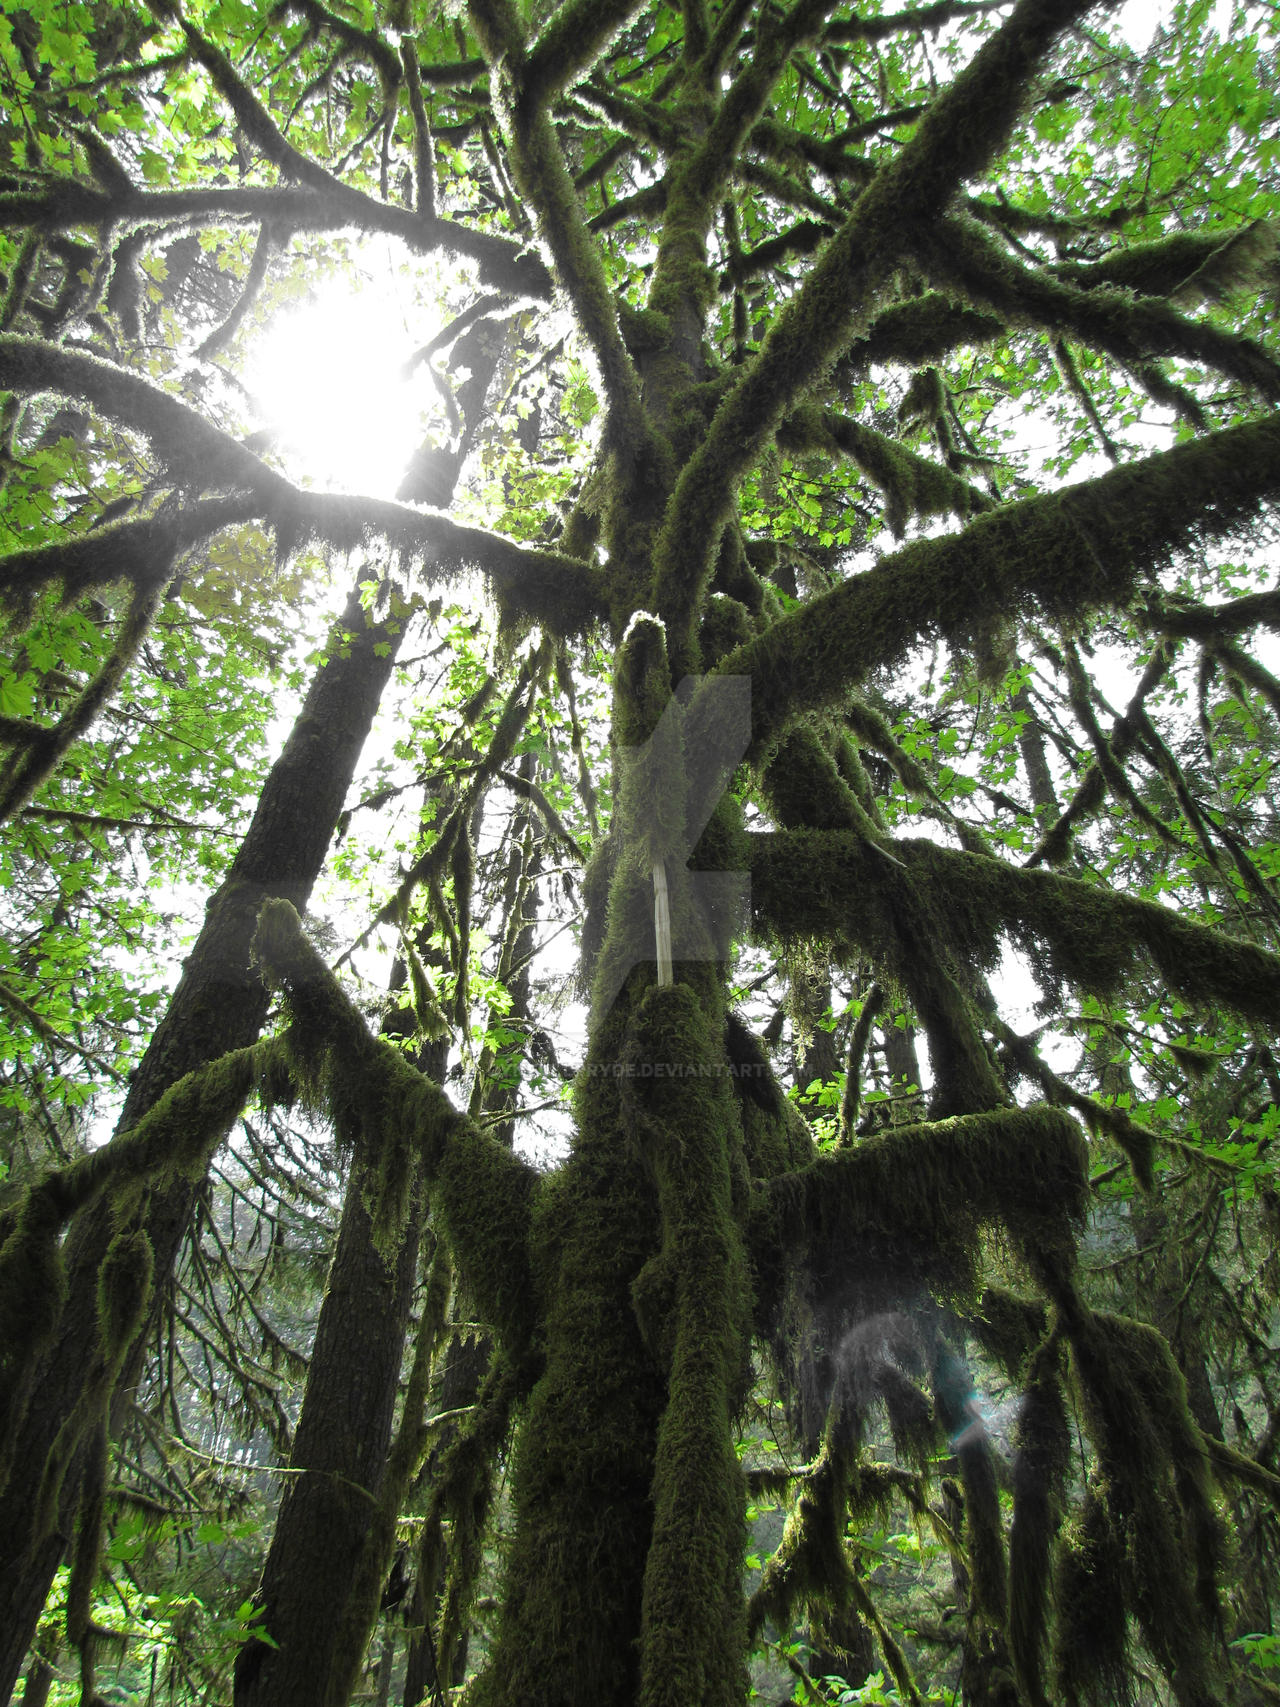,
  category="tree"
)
[2,0,1280,1700]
